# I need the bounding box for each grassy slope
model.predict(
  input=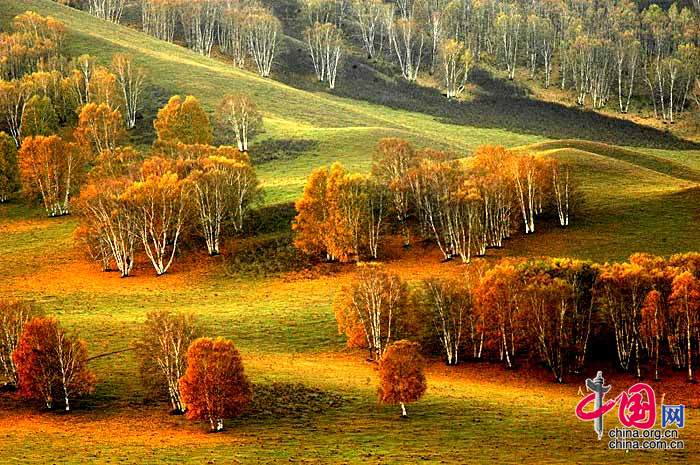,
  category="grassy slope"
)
[2,1,700,464]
